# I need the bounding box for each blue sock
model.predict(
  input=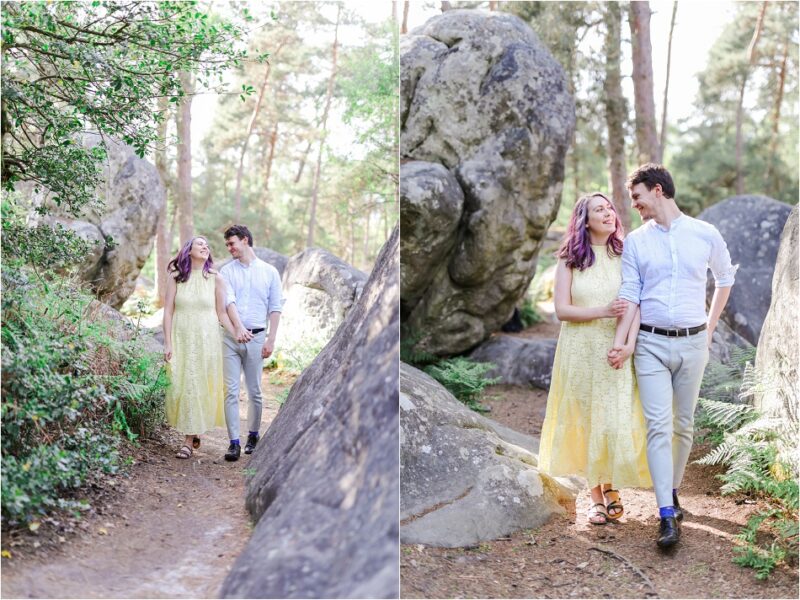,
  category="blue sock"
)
[659,506,676,519]
[230,439,240,446]
[249,431,259,437]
